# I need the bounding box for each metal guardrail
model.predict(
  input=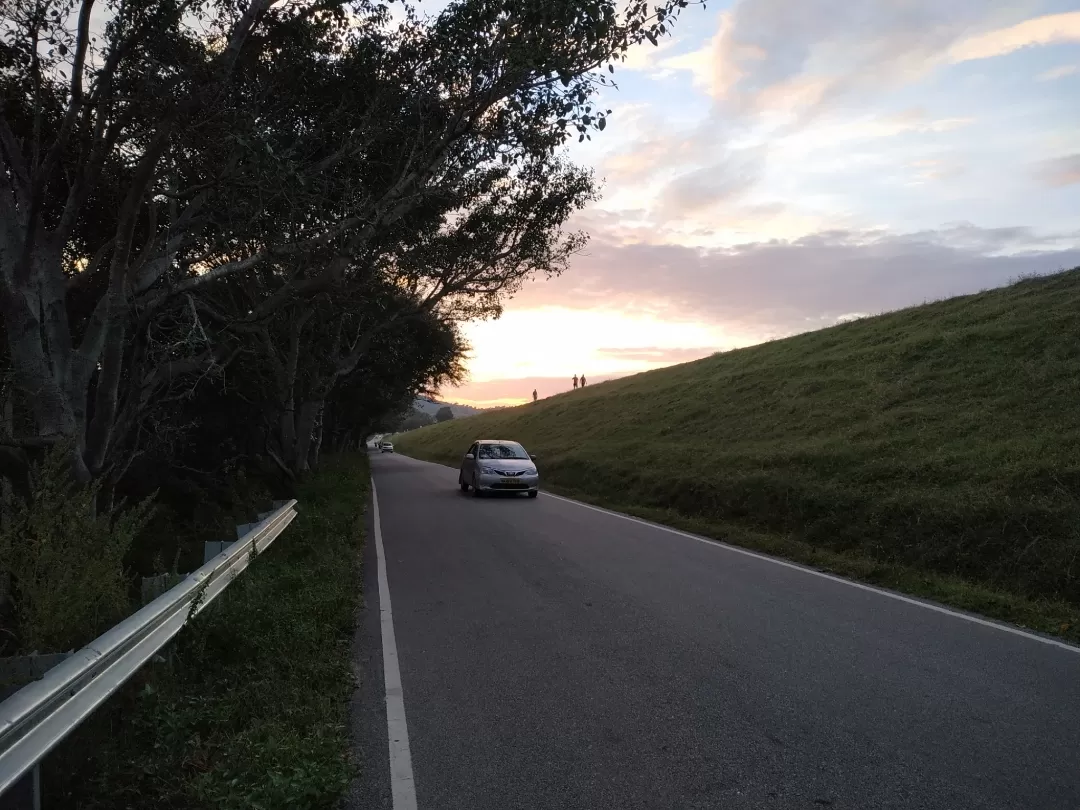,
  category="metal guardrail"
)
[0,499,299,797]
